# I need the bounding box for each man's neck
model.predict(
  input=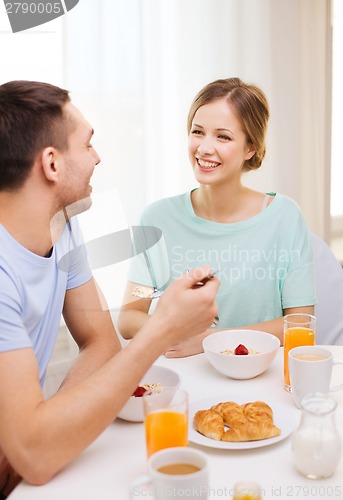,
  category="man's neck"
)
[0,190,63,257]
